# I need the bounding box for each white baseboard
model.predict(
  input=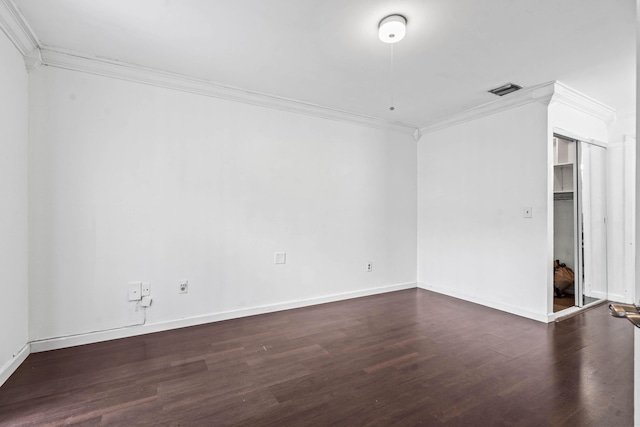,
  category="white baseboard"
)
[546,305,582,322]
[30,282,417,353]
[586,290,609,300]
[417,282,549,323]
[0,344,30,388]
[606,293,629,304]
